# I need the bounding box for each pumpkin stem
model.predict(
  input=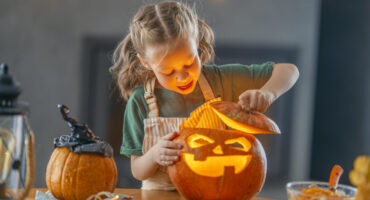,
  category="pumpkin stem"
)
[58,104,77,125]
[57,104,96,144]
